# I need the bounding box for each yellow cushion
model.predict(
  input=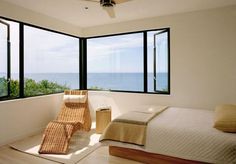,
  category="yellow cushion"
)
[214,104,236,132]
